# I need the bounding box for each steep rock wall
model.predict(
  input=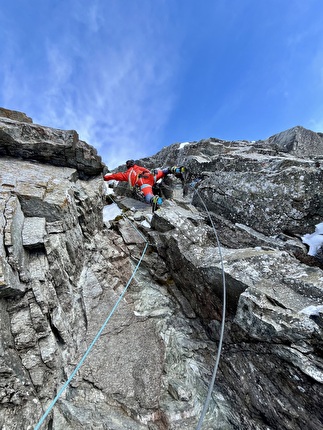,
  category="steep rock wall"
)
[1,111,323,430]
